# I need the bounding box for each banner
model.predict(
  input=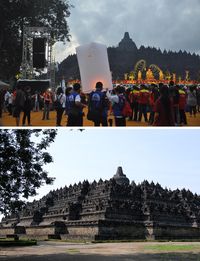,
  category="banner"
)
[76,42,113,93]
